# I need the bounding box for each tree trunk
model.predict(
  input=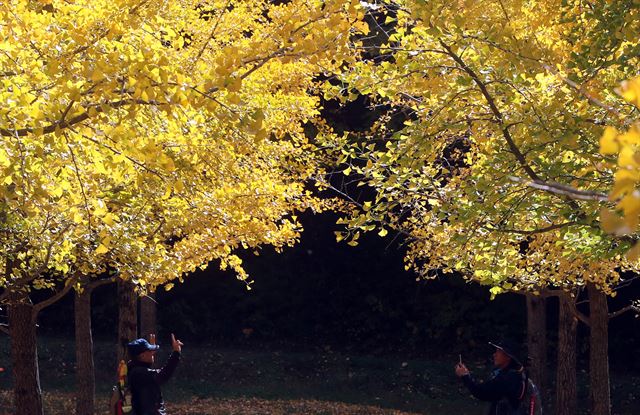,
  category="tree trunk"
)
[75,287,95,415]
[8,297,43,415]
[117,280,138,365]
[555,292,578,415]
[588,283,611,415]
[526,294,547,393]
[140,292,157,339]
